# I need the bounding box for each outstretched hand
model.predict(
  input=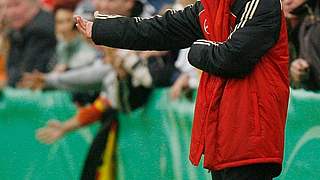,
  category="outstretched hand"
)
[18,71,45,90]
[74,15,93,39]
[36,120,66,144]
[290,58,310,84]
